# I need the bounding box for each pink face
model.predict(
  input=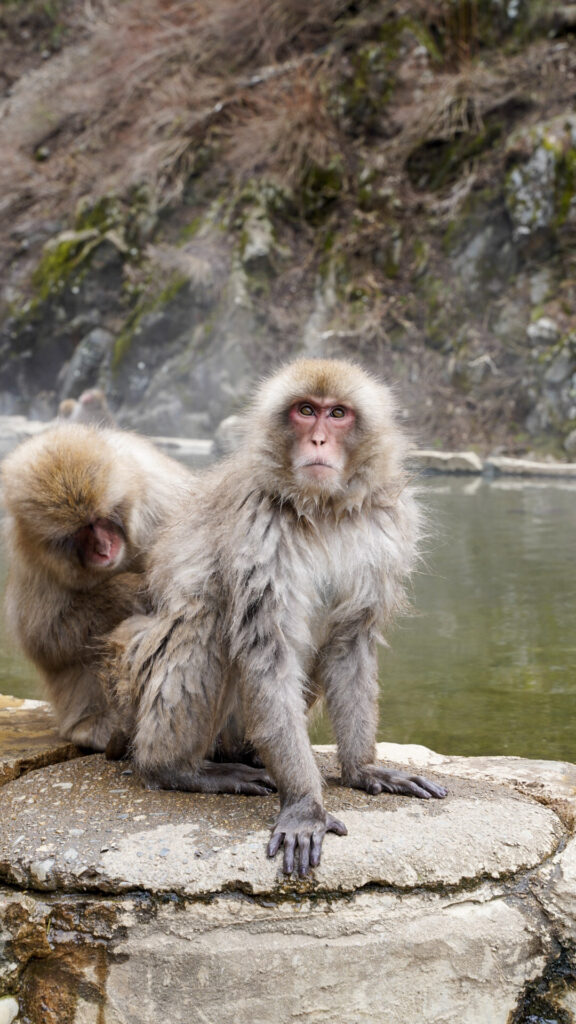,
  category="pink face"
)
[73,517,125,570]
[289,397,355,483]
